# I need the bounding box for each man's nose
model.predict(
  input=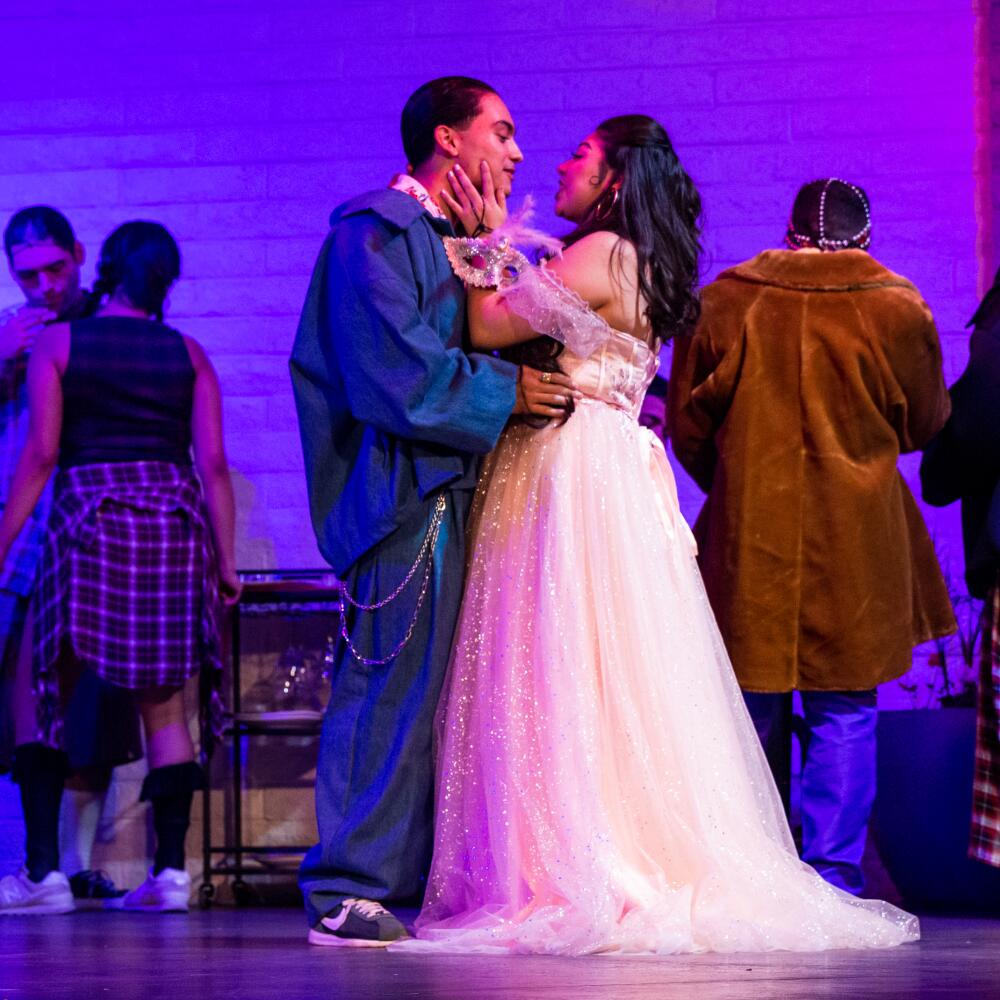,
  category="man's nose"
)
[509,139,524,163]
